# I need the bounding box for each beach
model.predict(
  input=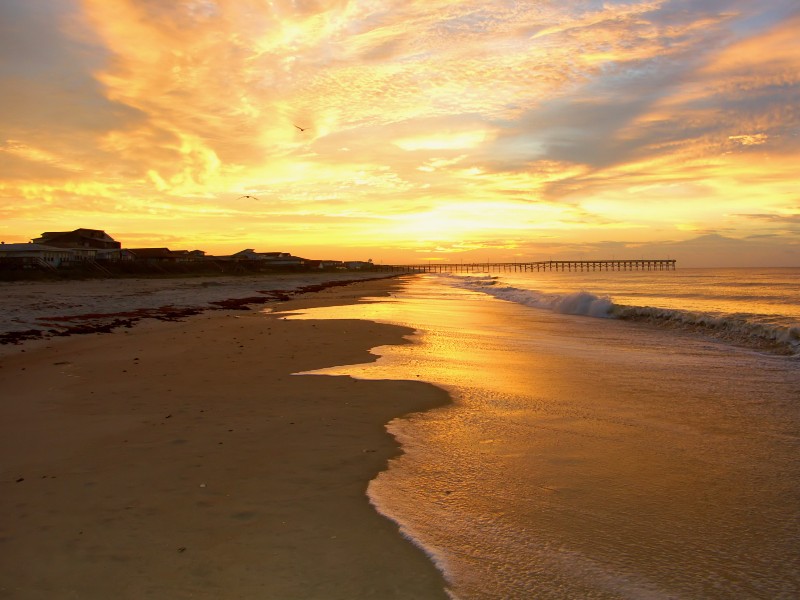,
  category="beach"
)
[0,272,406,347]
[3,268,799,599]
[0,274,451,599]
